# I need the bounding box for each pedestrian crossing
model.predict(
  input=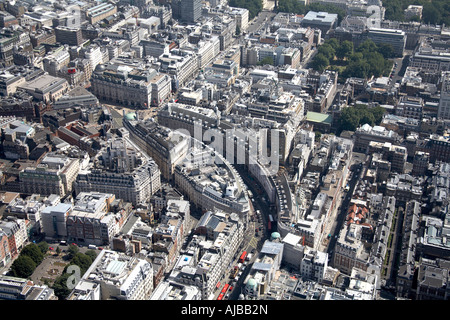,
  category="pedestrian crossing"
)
[249,237,258,250]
